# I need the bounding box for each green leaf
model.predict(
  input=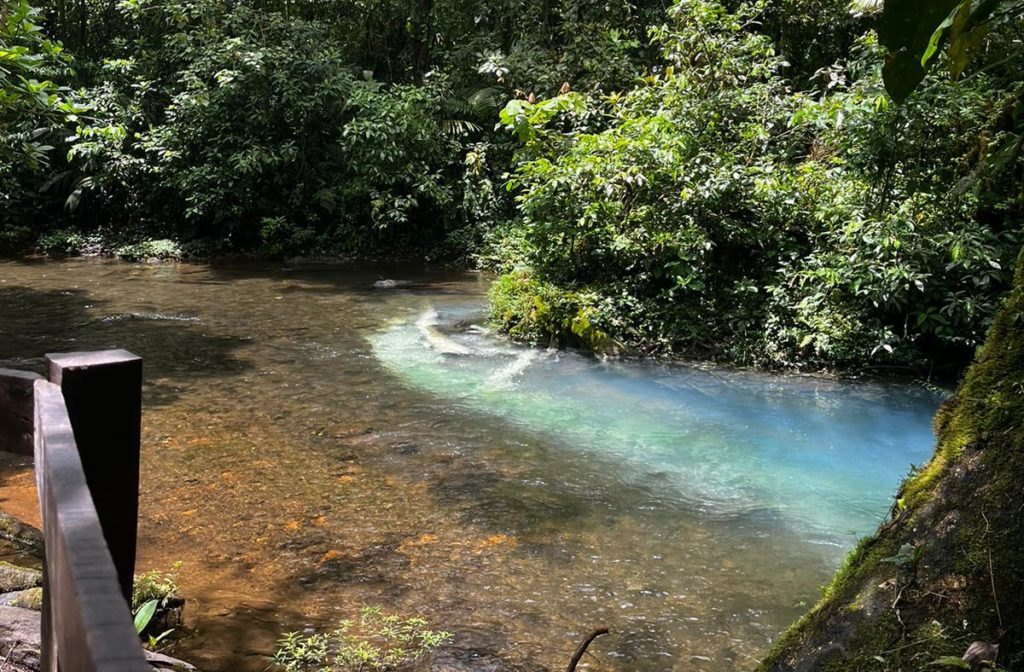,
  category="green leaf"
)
[134,599,158,635]
[878,0,961,101]
[921,1,962,67]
